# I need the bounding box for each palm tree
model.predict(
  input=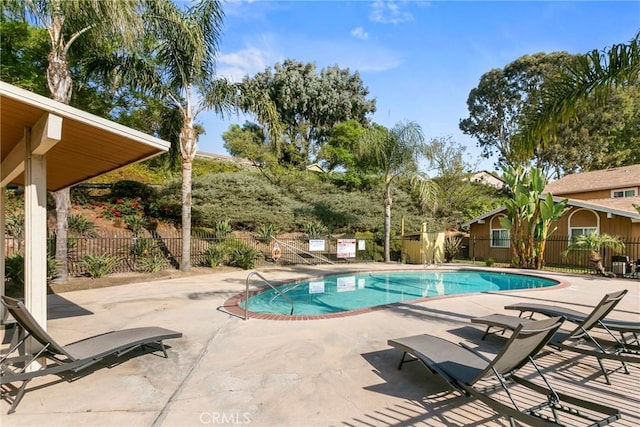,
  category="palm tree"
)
[2,0,144,281]
[359,121,433,262]
[88,0,280,271]
[562,233,625,277]
[521,33,639,153]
